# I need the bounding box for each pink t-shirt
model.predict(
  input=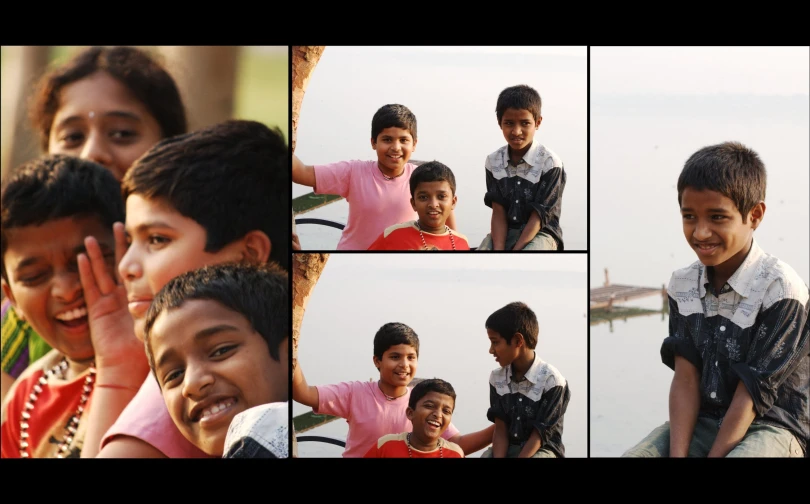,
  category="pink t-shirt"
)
[314,380,460,458]
[314,160,417,250]
[100,374,212,458]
